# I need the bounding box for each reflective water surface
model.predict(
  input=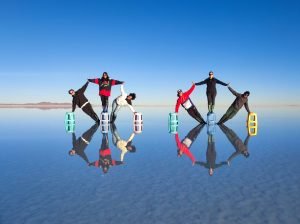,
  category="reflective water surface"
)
[0,107,299,224]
